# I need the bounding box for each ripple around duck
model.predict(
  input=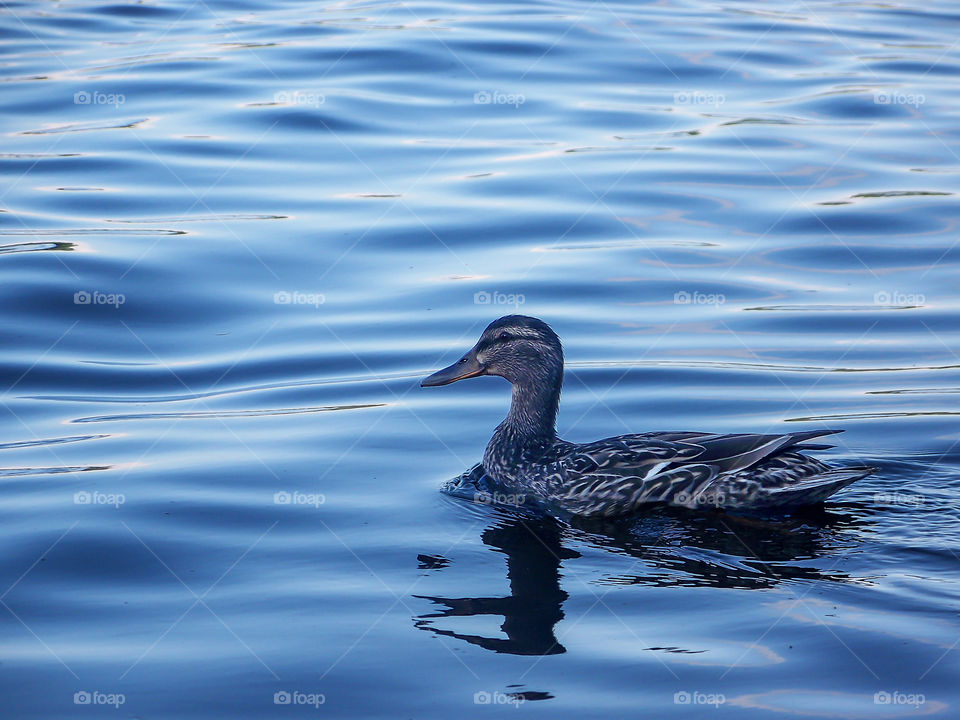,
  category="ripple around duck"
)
[868,388,960,395]
[71,403,386,423]
[0,228,185,237]
[0,241,77,253]
[787,411,960,422]
[851,191,953,199]
[18,118,151,134]
[565,360,960,374]
[104,214,288,223]
[21,370,421,404]
[0,153,84,159]
[730,690,947,717]
[743,304,924,312]
[0,434,109,451]
[0,465,110,478]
